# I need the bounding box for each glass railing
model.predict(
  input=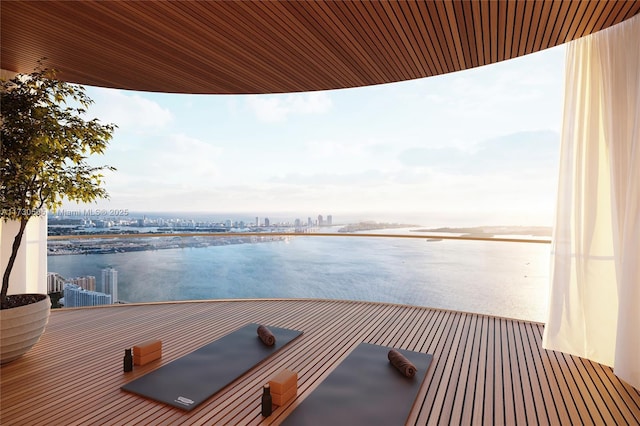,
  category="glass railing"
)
[47,230,551,323]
